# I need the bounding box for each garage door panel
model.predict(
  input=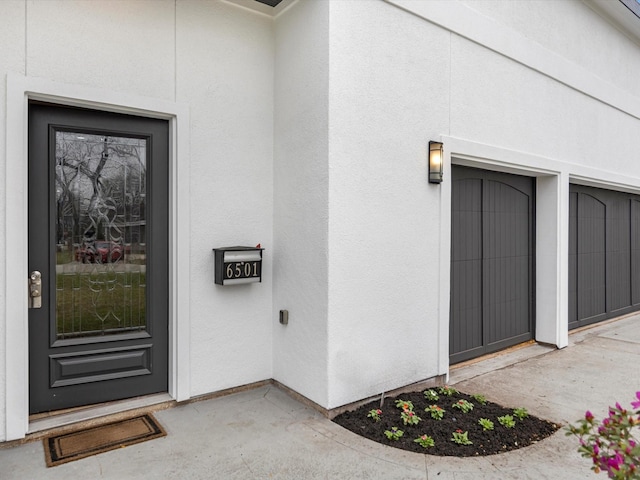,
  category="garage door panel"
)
[570,186,640,329]
[451,176,483,359]
[450,166,534,364]
[632,200,640,306]
[577,193,606,323]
